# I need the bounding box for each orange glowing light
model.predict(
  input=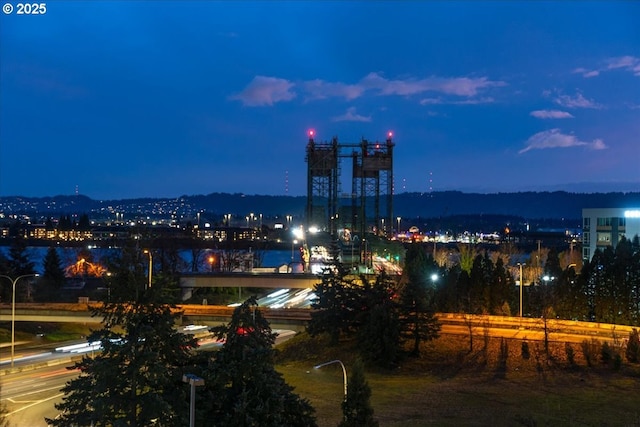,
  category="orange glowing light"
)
[65,258,107,277]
